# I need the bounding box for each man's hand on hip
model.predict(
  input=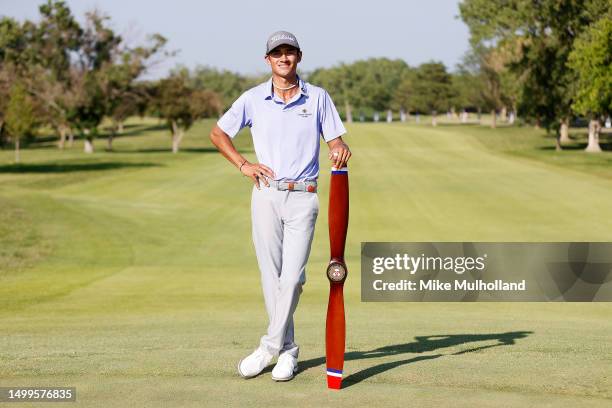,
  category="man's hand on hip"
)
[241,162,275,189]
